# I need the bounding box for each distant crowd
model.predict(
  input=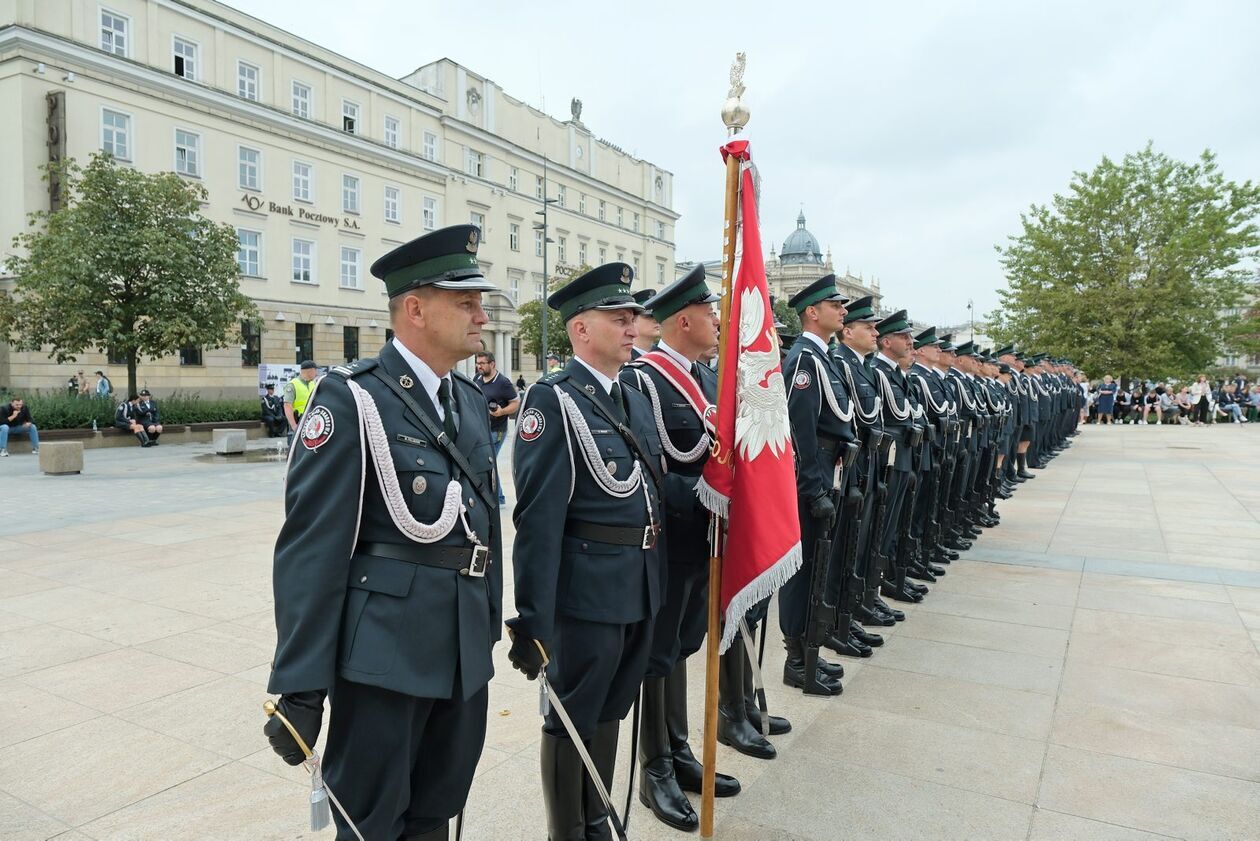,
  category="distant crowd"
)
[1082,373,1257,426]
